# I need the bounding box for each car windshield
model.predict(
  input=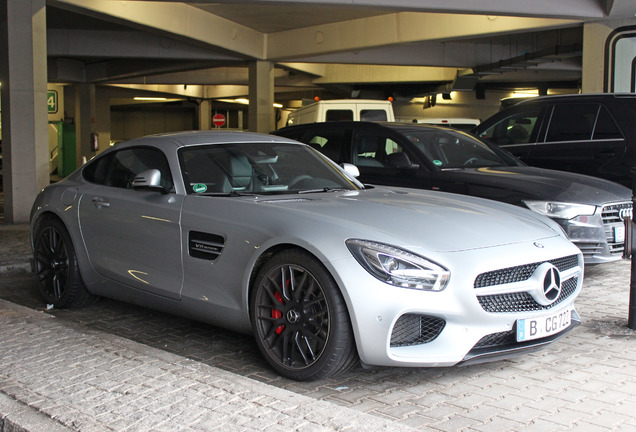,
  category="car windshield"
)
[400,128,521,169]
[179,142,362,195]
